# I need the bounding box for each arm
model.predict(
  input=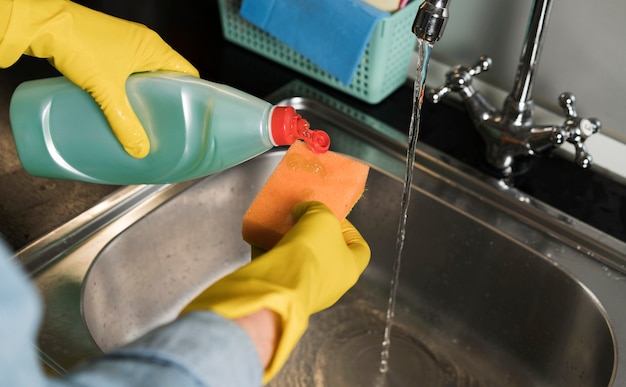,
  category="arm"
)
[0,239,47,387]
[0,238,266,387]
[181,201,371,383]
[234,309,280,368]
[65,202,366,386]
[0,201,368,386]
[60,312,266,387]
